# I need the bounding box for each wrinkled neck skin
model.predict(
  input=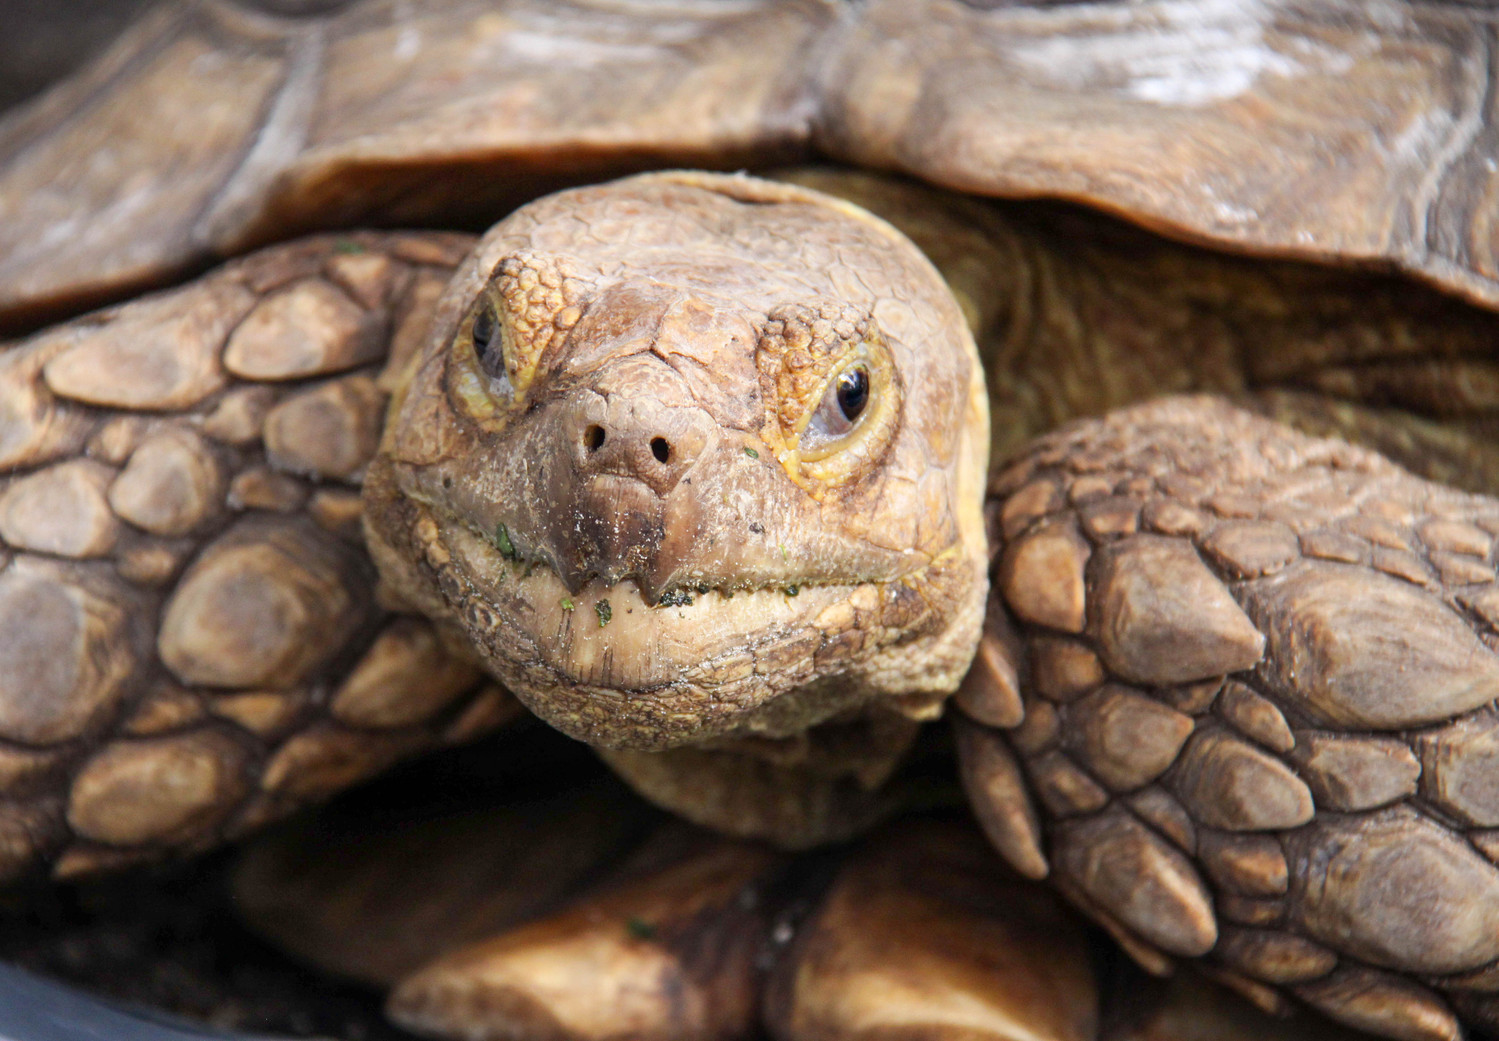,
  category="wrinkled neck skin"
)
[364,172,989,759]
